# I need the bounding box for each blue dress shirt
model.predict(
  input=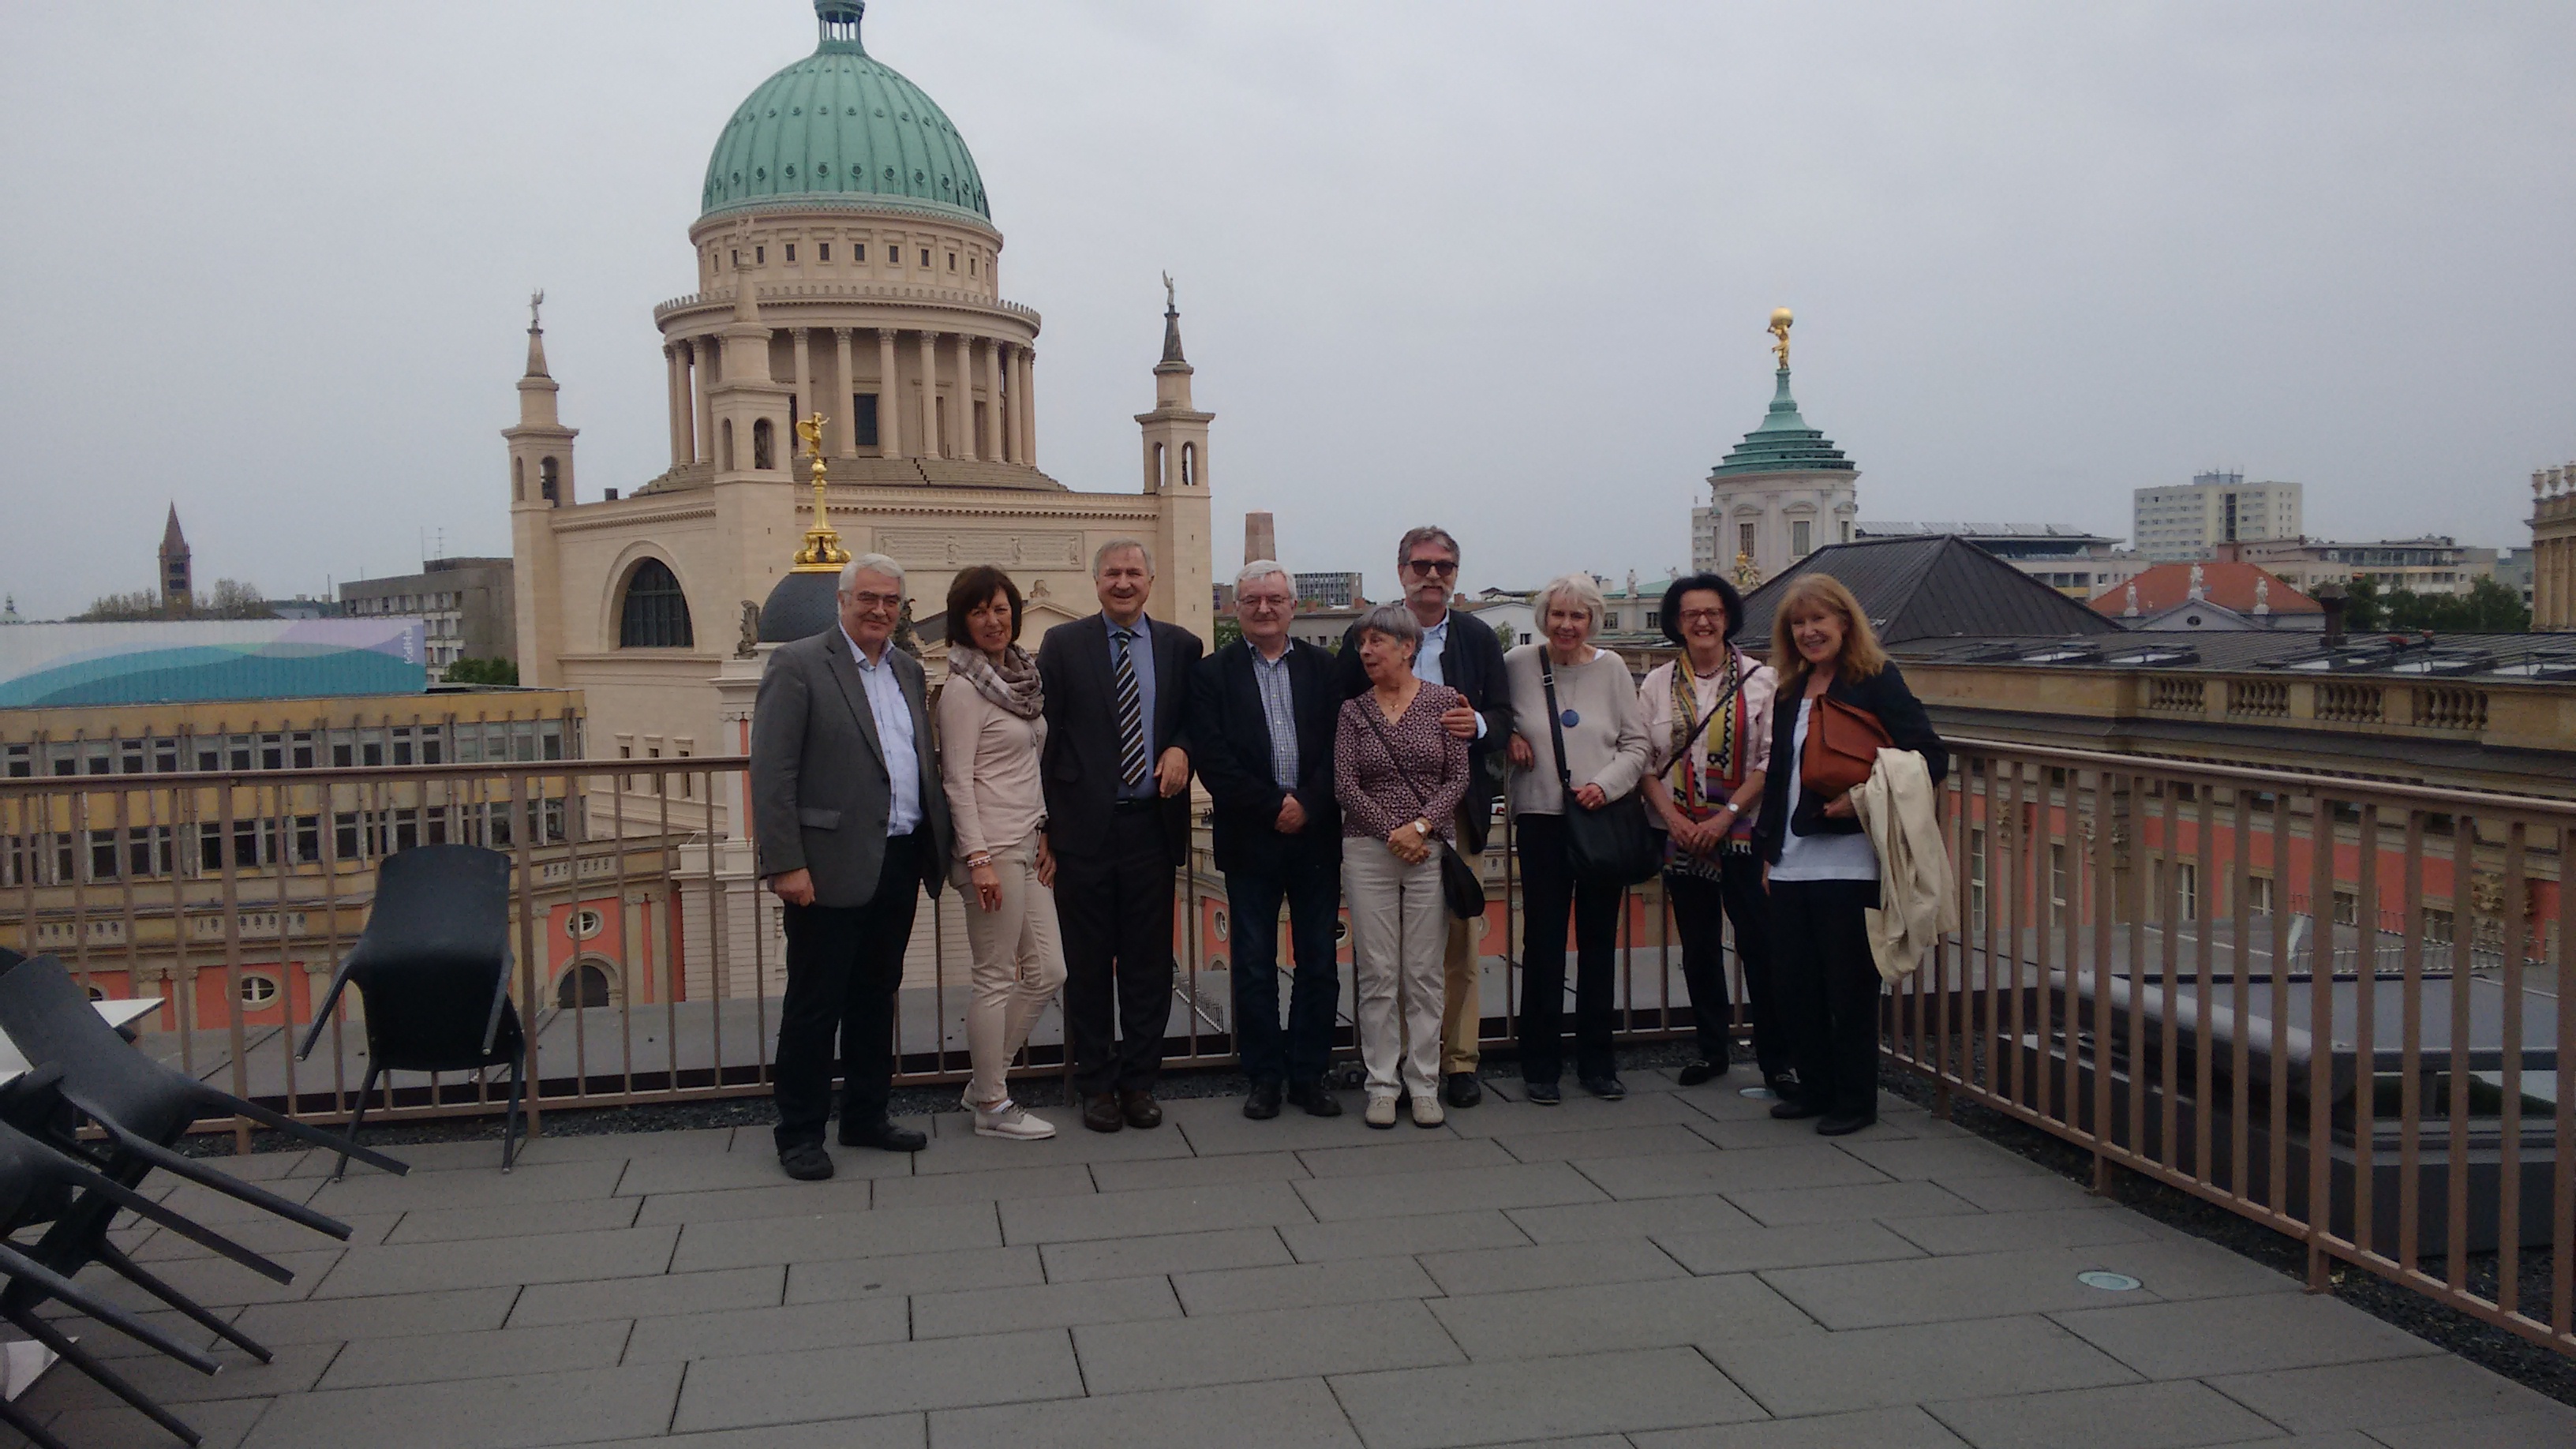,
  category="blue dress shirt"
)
[842,627,923,836]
